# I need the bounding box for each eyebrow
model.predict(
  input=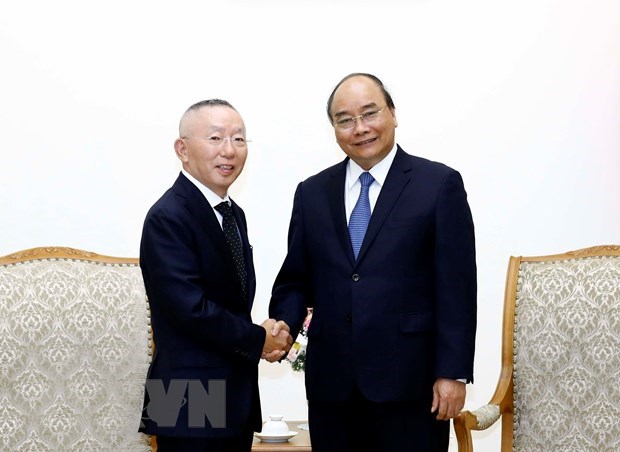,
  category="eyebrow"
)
[208,126,245,134]
[333,102,379,118]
